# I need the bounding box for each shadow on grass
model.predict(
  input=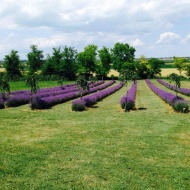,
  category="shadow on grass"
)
[137,107,147,110]
[90,105,99,108]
